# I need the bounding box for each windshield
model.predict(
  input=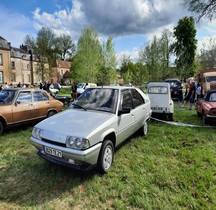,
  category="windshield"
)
[165,80,181,87]
[71,88,119,113]
[77,83,85,88]
[0,90,16,103]
[206,76,216,82]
